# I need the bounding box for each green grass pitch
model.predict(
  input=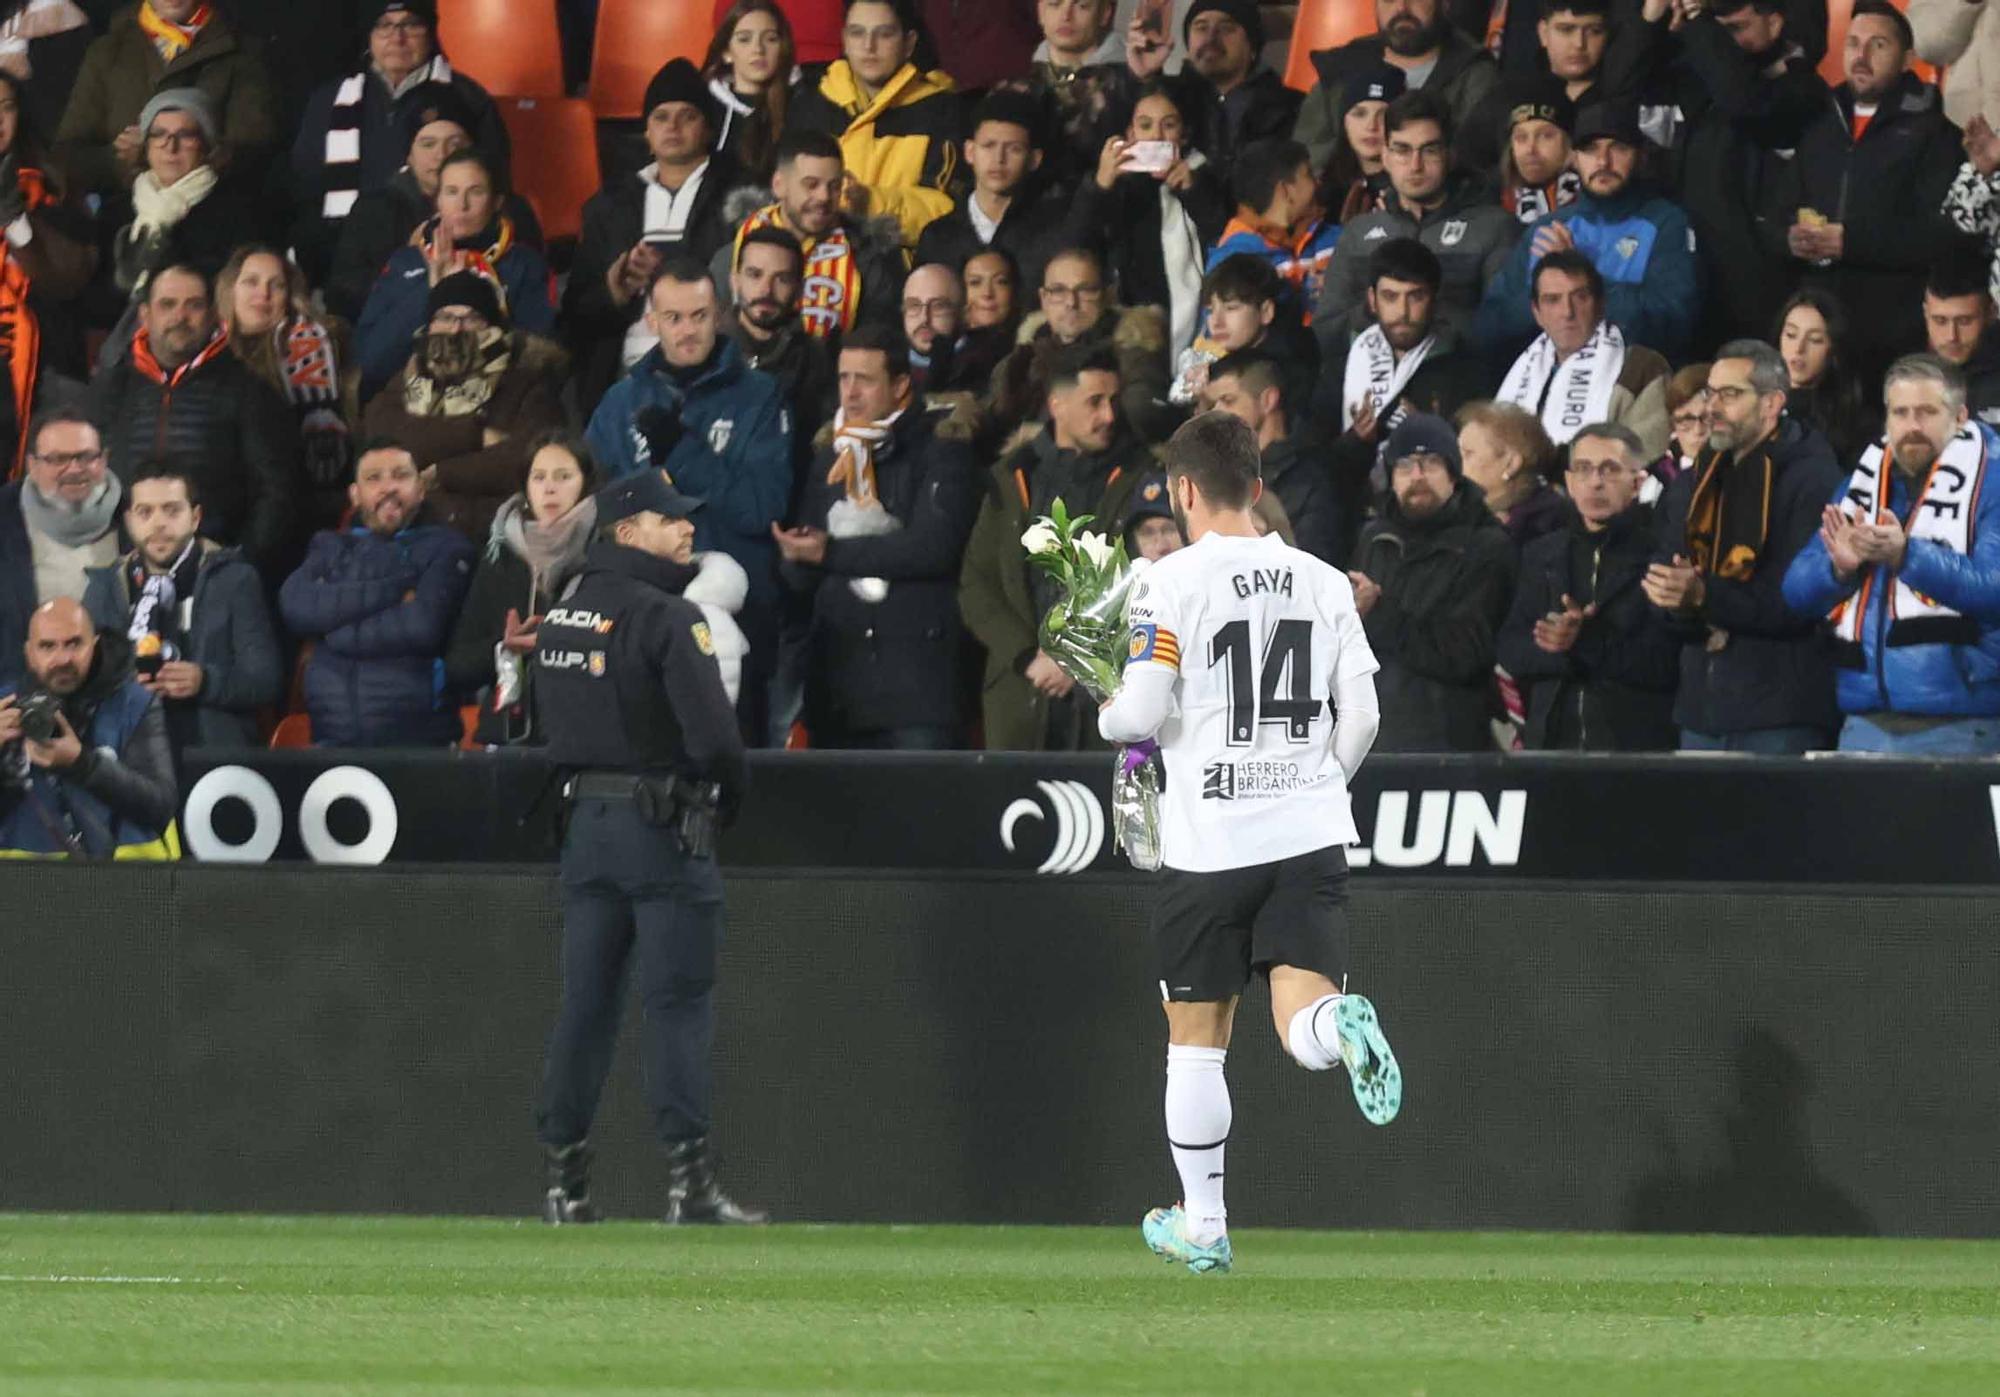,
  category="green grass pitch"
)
[3,1214,1998,1395]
